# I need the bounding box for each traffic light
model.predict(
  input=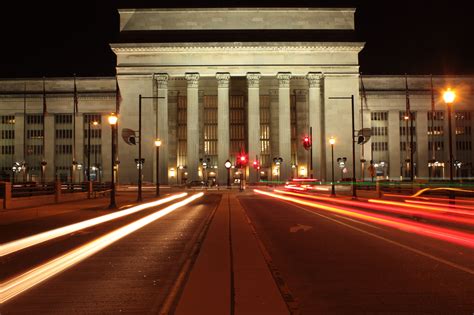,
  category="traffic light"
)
[303,136,312,150]
[236,154,248,168]
[252,160,260,169]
